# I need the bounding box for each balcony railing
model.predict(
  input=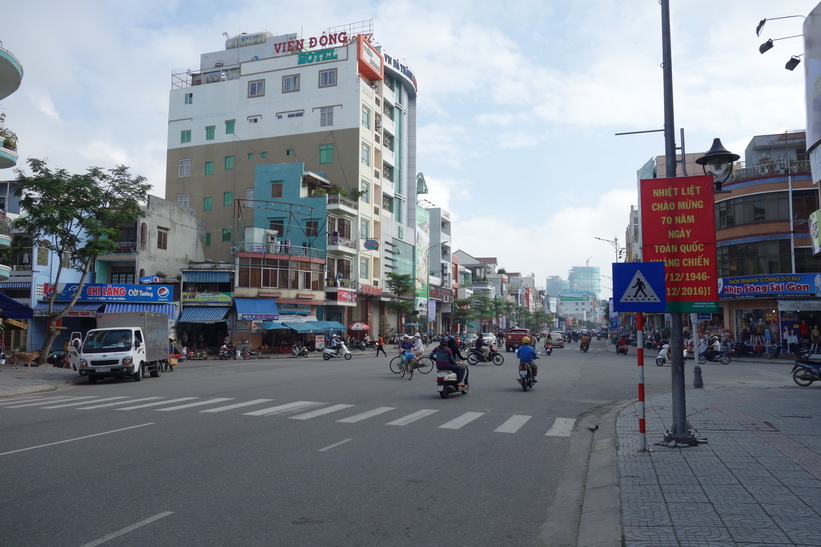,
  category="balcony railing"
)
[327,235,356,250]
[238,241,325,260]
[732,160,810,182]
[327,194,358,210]
[0,214,12,237]
[0,127,17,152]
